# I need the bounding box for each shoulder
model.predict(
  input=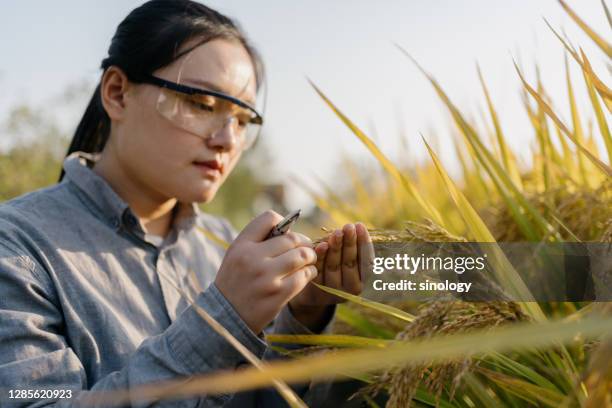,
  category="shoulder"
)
[0,183,63,230]
[0,181,84,254]
[0,186,73,290]
[0,181,80,223]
